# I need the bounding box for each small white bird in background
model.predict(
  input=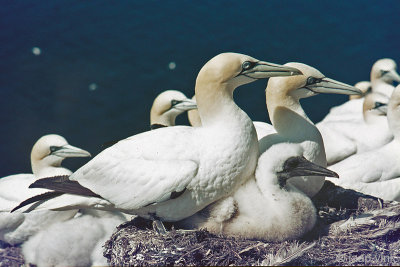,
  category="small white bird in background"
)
[22,209,129,267]
[318,58,400,124]
[319,92,392,164]
[150,90,197,129]
[178,143,338,241]
[328,84,400,201]
[13,53,302,229]
[0,134,91,245]
[254,62,360,197]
